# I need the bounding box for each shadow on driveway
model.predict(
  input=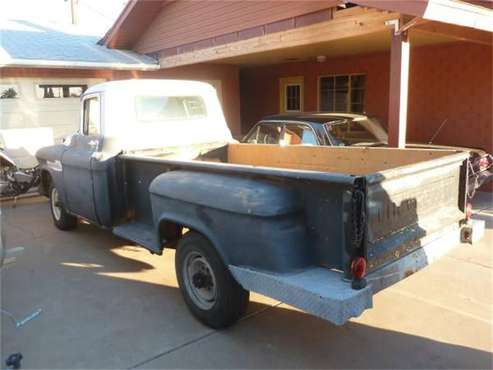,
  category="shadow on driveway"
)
[1,198,492,369]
